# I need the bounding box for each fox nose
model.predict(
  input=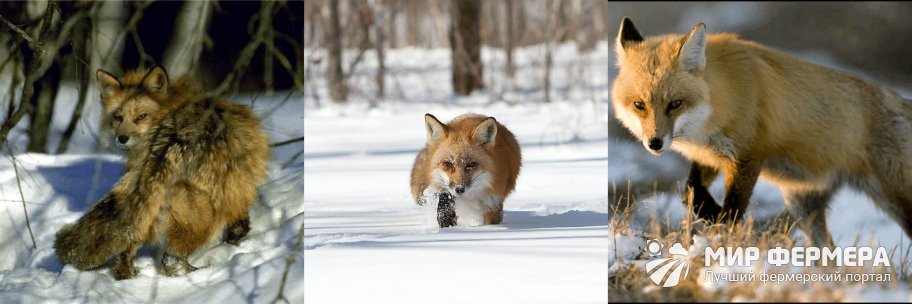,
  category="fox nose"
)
[455,185,465,195]
[648,138,663,151]
[117,136,129,144]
